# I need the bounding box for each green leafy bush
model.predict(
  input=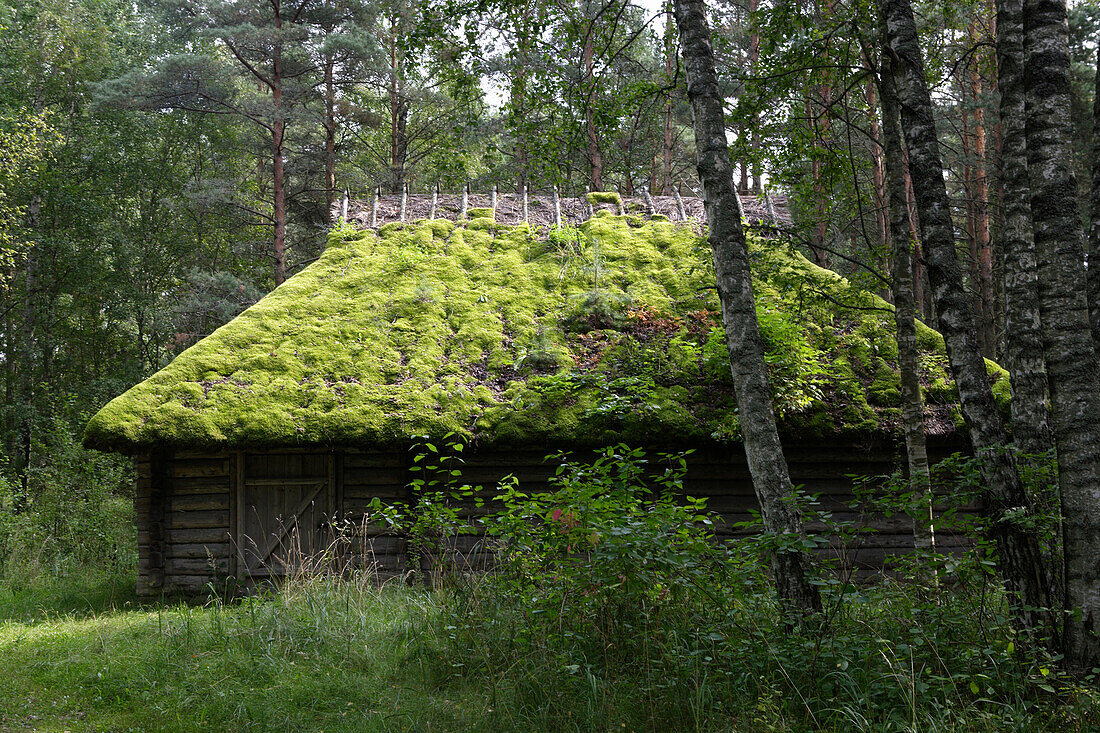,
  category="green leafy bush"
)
[0,411,135,588]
